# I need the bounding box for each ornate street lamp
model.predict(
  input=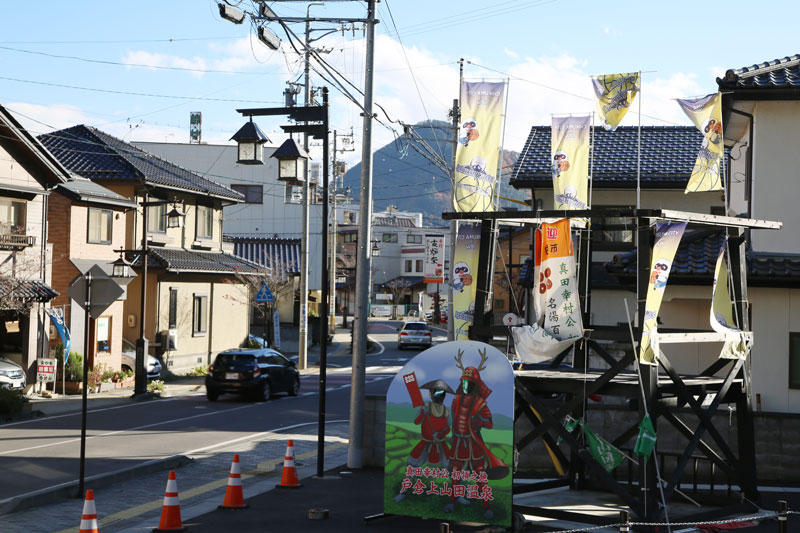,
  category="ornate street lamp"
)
[371,240,381,257]
[230,118,270,165]
[166,205,185,229]
[271,137,309,185]
[111,253,134,279]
